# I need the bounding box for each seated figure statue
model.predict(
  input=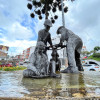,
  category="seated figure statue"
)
[23,41,49,78]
